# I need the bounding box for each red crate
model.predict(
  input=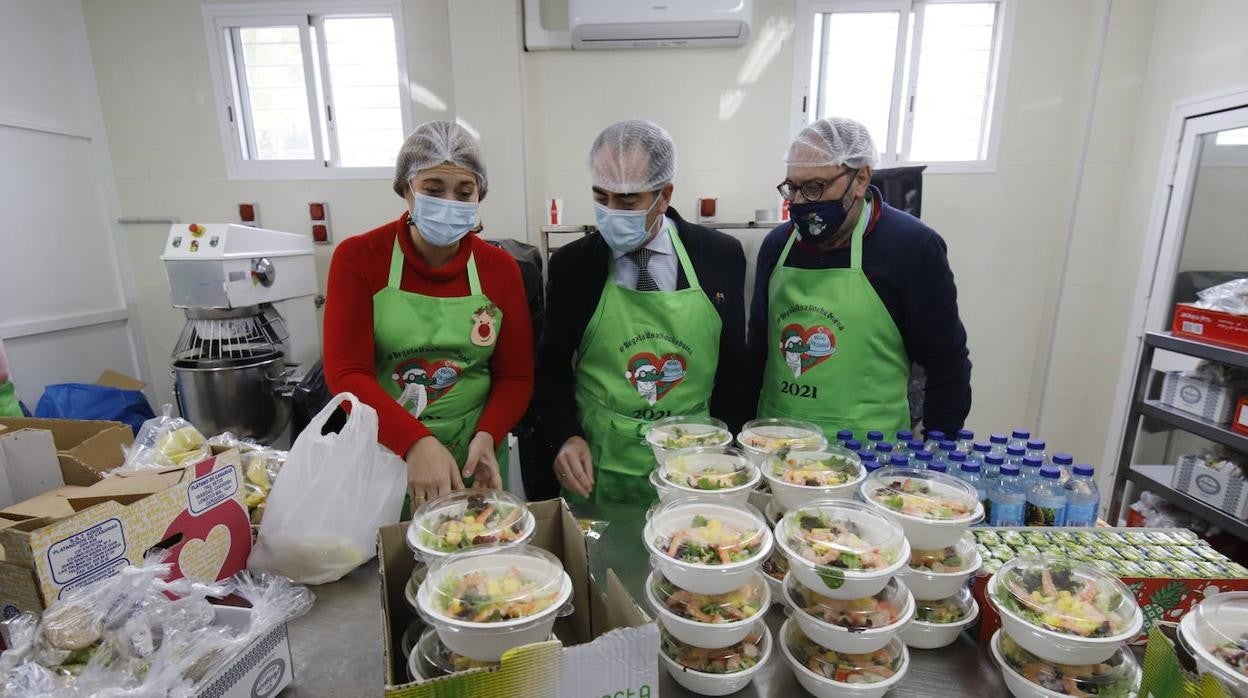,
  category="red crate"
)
[1173,303,1248,351]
